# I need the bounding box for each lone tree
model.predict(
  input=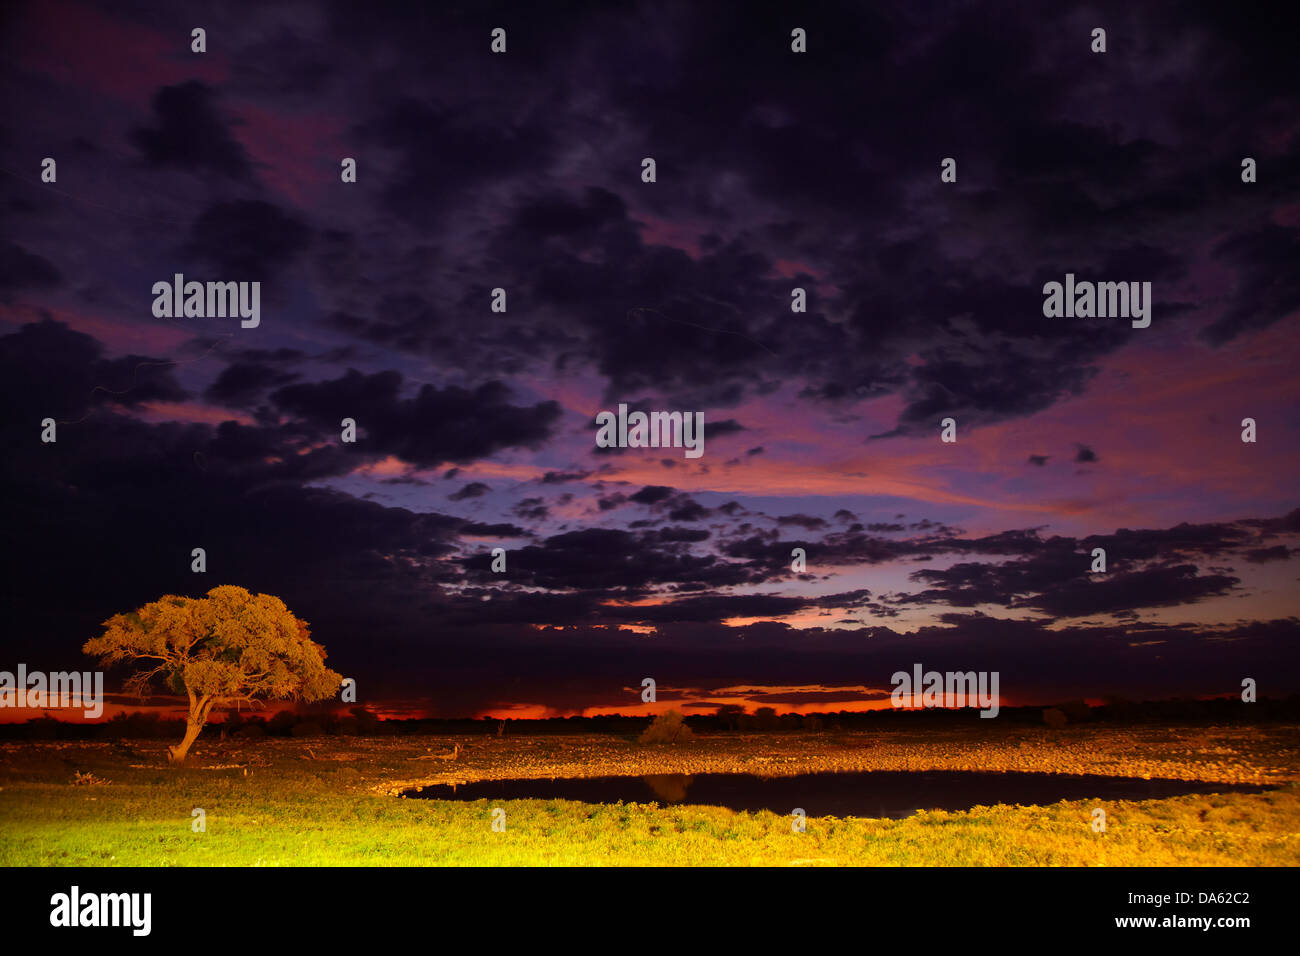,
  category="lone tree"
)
[84,585,343,764]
